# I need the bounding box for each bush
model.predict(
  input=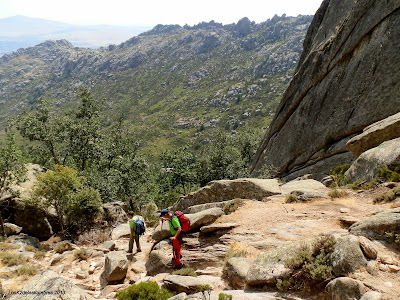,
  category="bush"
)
[54,241,72,254]
[73,248,89,261]
[385,232,400,250]
[172,267,197,277]
[278,235,336,292]
[373,187,400,204]
[348,179,377,190]
[0,243,19,251]
[25,245,36,252]
[0,252,28,266]
[218,293,233,300]
[33,251,46,259]
[328,189,348,199]
[67,187,102,231]
[142,202,159,228]
[115,282,172,300]
[14,265,39,276]
[285,193,298,203]
[223,199,244,214]
[330,164,351,187]
[377,164,400,182]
